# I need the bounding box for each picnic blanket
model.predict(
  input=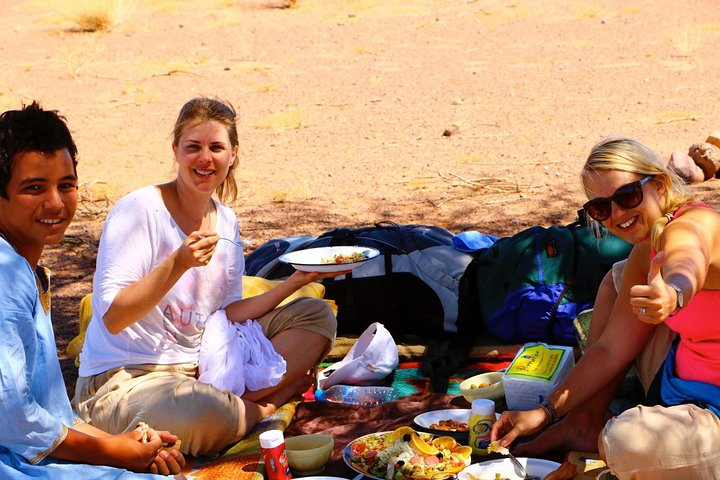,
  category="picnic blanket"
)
[285,392,461,477]
[390,357,514,398]
[184,401,298,479]
[183,350,516,479]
